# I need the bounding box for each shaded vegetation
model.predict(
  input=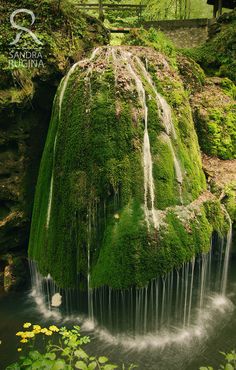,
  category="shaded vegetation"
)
[185,10,236,83]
